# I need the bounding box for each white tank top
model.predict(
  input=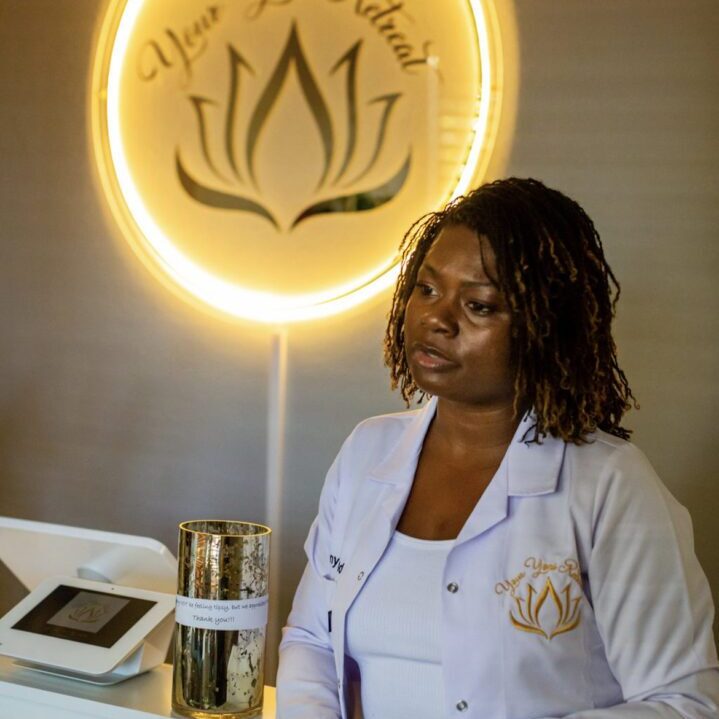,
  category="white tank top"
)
[344,530,454,719]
